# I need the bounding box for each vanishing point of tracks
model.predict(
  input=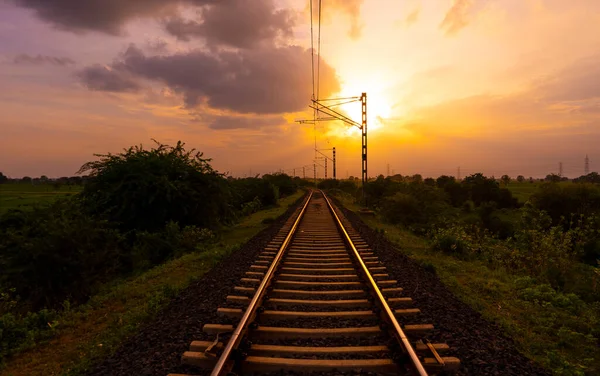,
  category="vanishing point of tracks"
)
[170,191,460,375]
